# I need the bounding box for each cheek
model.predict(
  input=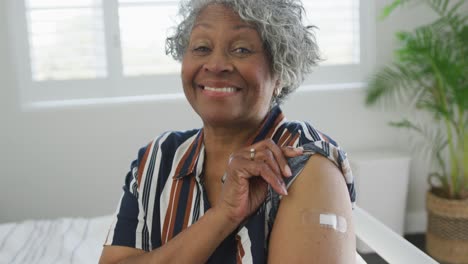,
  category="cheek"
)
[181,57,189,80]
[253,66,275,95]
[181,60,196,87]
